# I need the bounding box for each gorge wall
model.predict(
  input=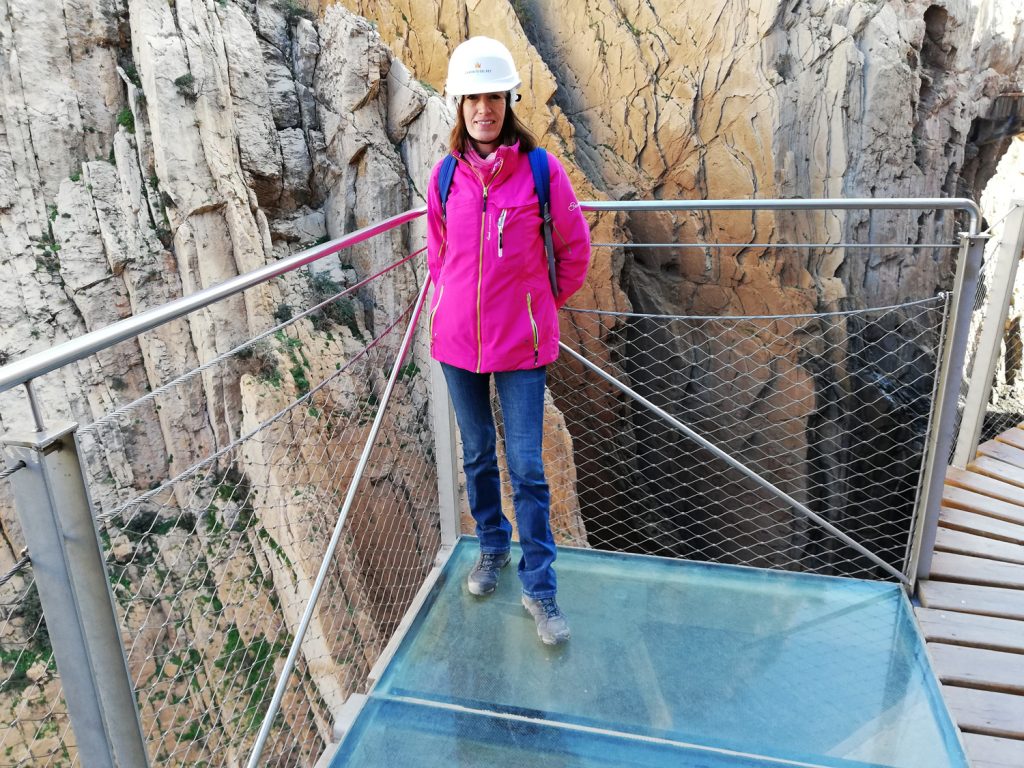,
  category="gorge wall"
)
[0,2,453,763]
[336,0,1023,310]
[331,0,1023,572]
[0,0,1022,764]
